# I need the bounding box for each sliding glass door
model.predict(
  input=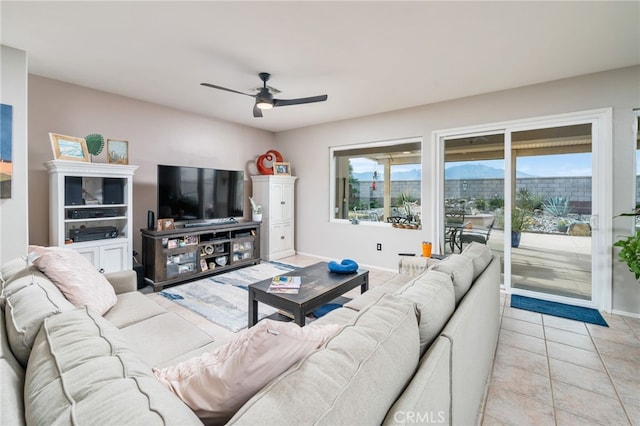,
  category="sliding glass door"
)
[509,124,593,301]
[437,109,612,309]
